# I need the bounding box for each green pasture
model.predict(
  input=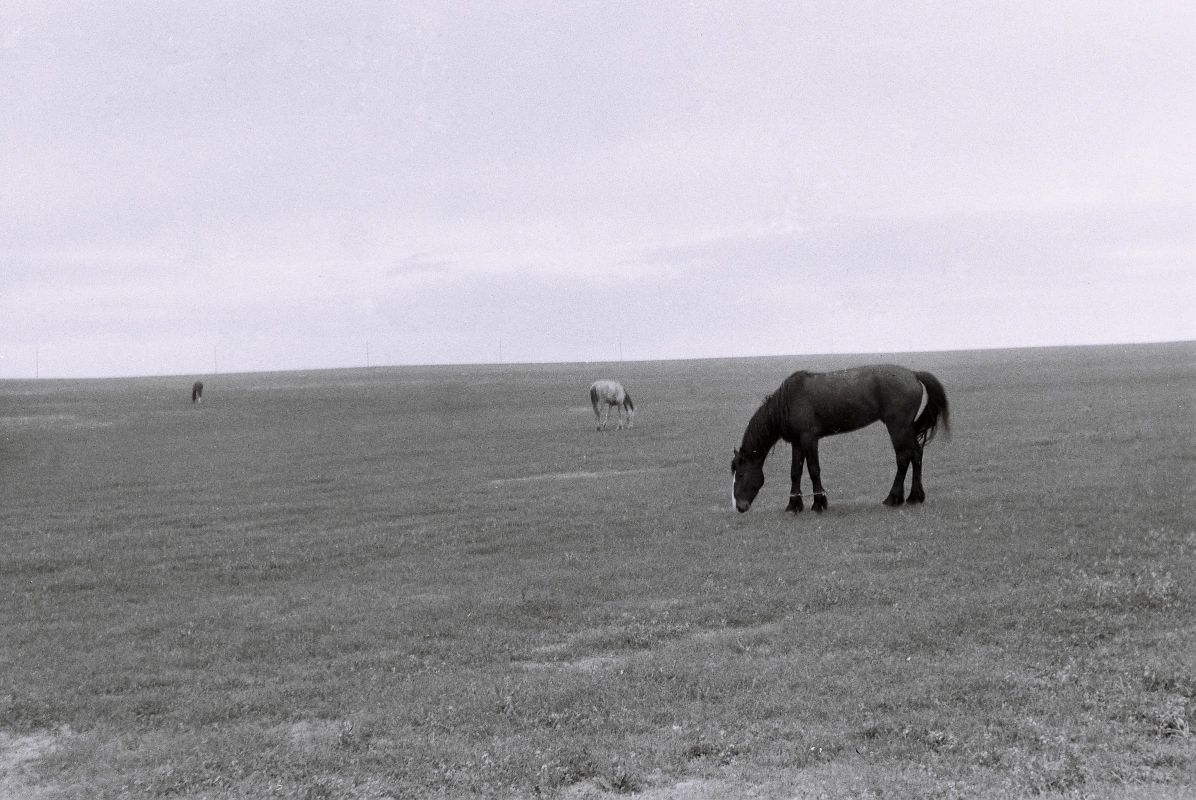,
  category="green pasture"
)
[1,343,1193,798]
